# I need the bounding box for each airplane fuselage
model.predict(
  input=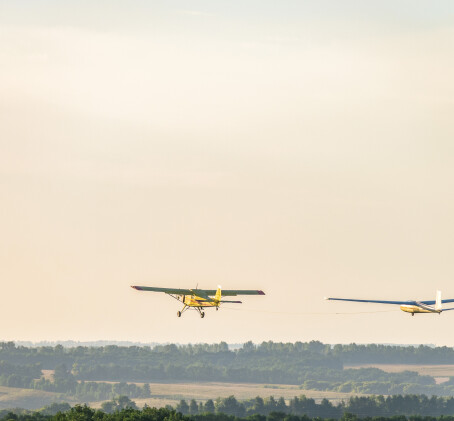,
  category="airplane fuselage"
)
[180,295,218,308]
